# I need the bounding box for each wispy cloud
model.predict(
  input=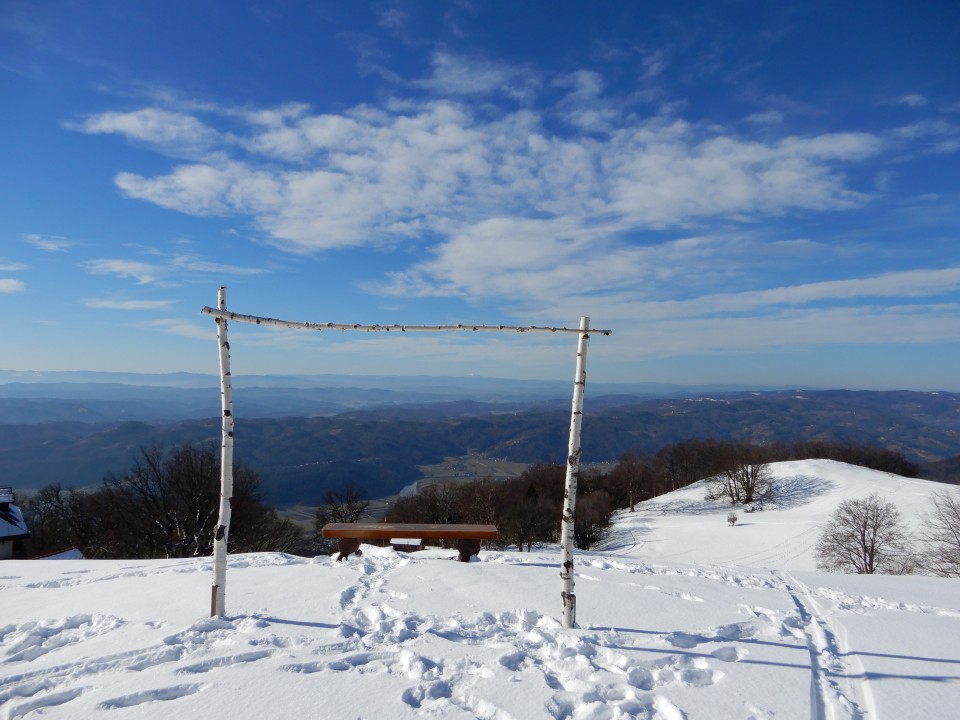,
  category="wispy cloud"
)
[139,319,214,340]
[82,259,164,285]
[23,233,73,251]
[81,252,266,287]
[84,298,177,310]
[553,70,621,132]
[888,120,960,158]
[66,107,219,158]
[617,304,960,359]
[170,255,266,276]
[745,110,783,125]
[414,50,541,102]
[0,279,26,293]
[626,267,960,321]
[897,94,927,108]
[0,260,28,271]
